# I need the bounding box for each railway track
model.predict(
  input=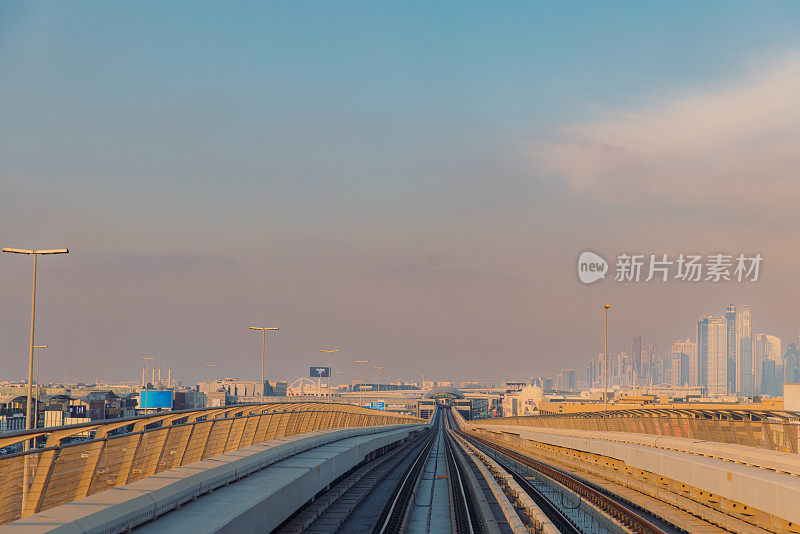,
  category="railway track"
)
[505,466,581,534]
[280,411,495,534]
[382,411,487,534]
[442,434,480,534]
[372,426,438,534]
[277,424,434,534]
[448,410,680,534]
[278,407,690,534]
